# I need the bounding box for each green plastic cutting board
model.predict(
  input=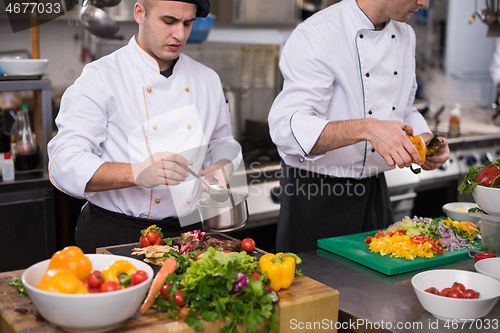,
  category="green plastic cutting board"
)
[317,230,474,275]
